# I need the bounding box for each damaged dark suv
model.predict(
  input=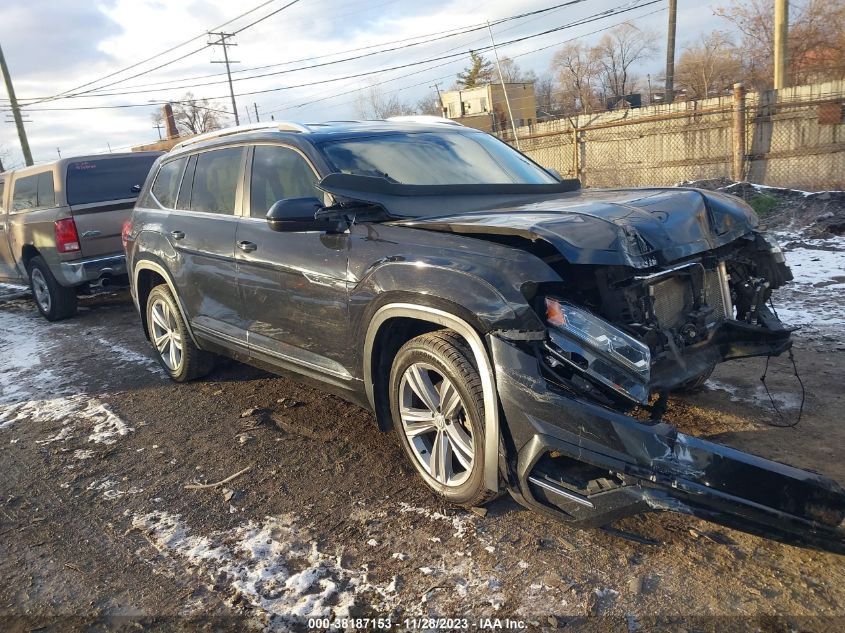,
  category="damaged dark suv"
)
[125,119,845,555]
